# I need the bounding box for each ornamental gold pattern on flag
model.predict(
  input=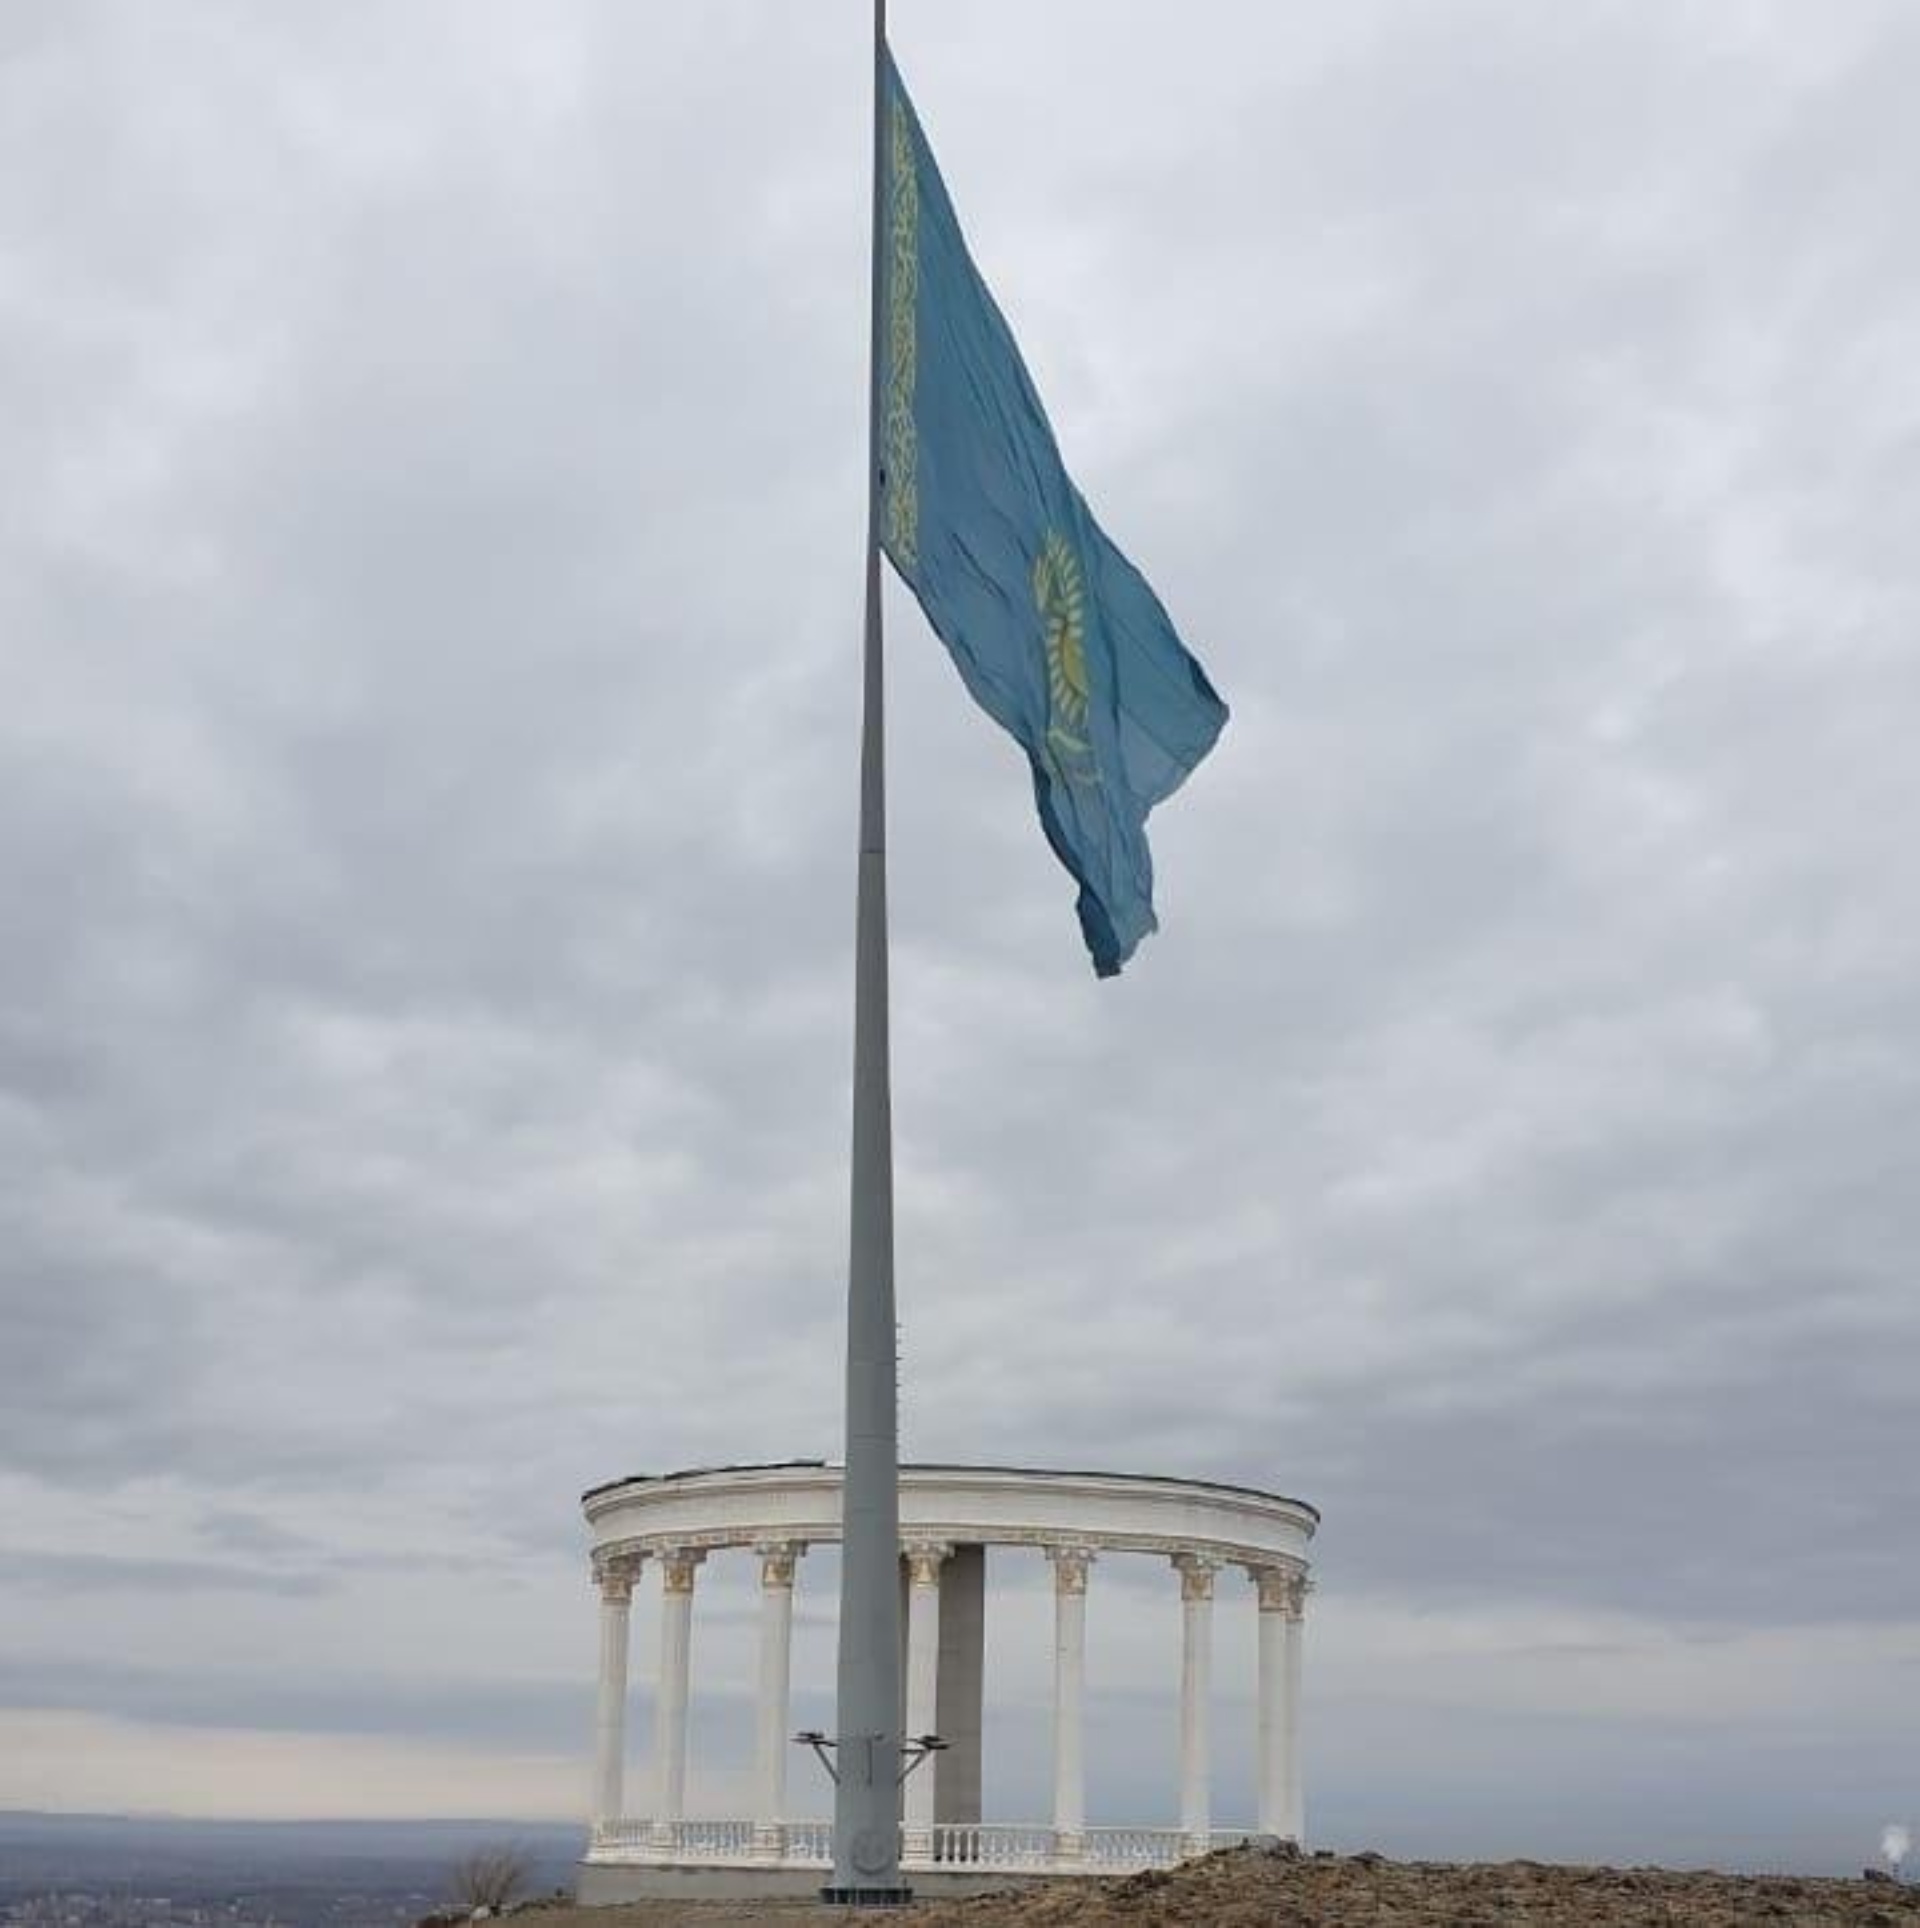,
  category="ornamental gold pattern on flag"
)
[1034,530,1095,789]
[882,96,919,569]
[877,48,1227,977]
